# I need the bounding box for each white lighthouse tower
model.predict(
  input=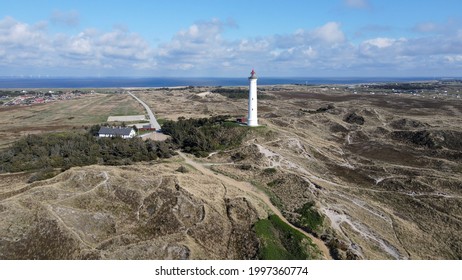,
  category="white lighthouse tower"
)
[247,69,258,126]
